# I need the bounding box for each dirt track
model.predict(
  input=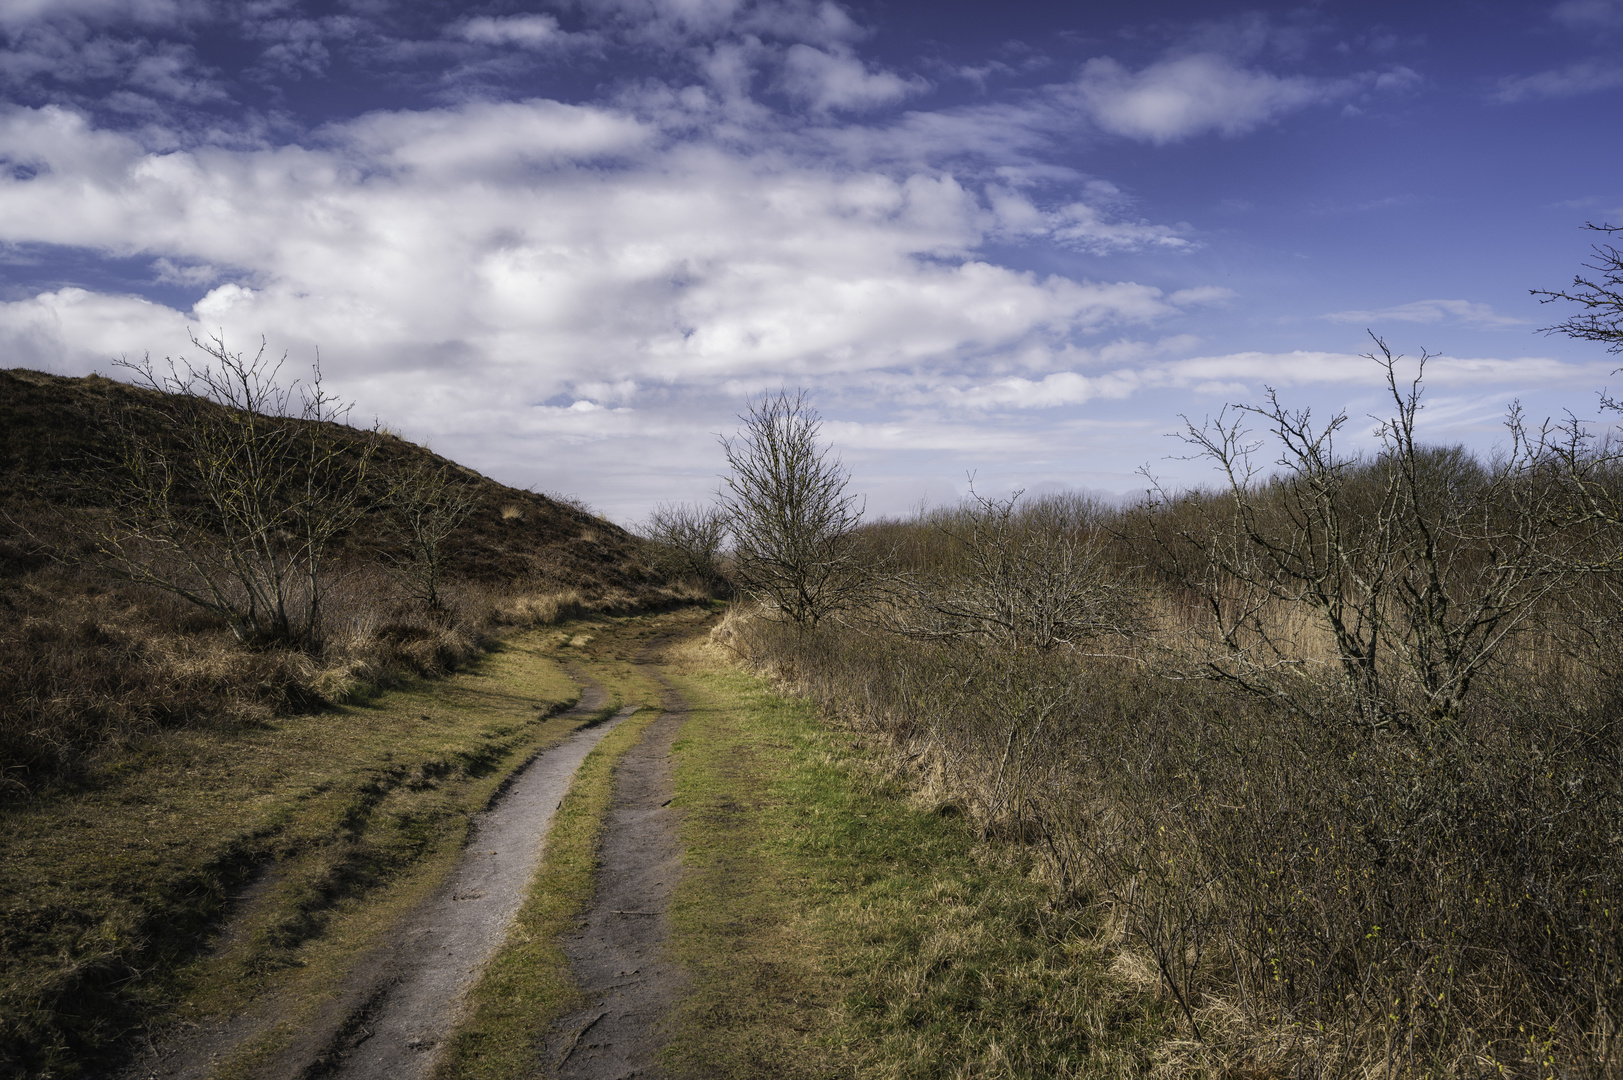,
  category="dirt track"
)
[314,695,645,1080]
[125,675,650,1080]
[539,655,687,1079]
